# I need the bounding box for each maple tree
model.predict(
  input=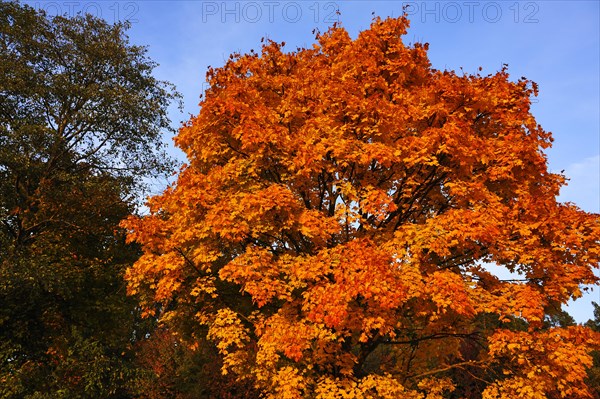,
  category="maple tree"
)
[0,2,177,397]
[124,16,600,398]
